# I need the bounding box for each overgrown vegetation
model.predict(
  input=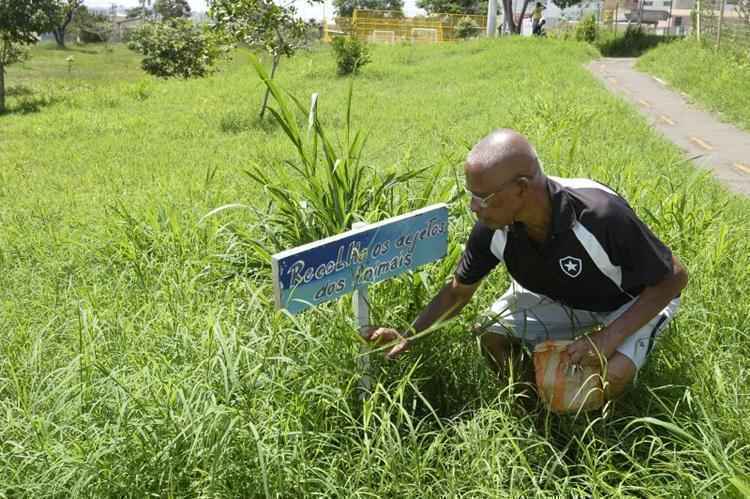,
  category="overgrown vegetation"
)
[597,26,677,57]
[70,6,113,44]
[127,19,225,78]
[638,37,750,130]
[51,0,83,48]
[455,16,481,39]
[2,39,750,497]
[334,0,404,17]
[0,0,58,113]
[575,14,598,43]
[331,36,371,75]
[209,0,317,118]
